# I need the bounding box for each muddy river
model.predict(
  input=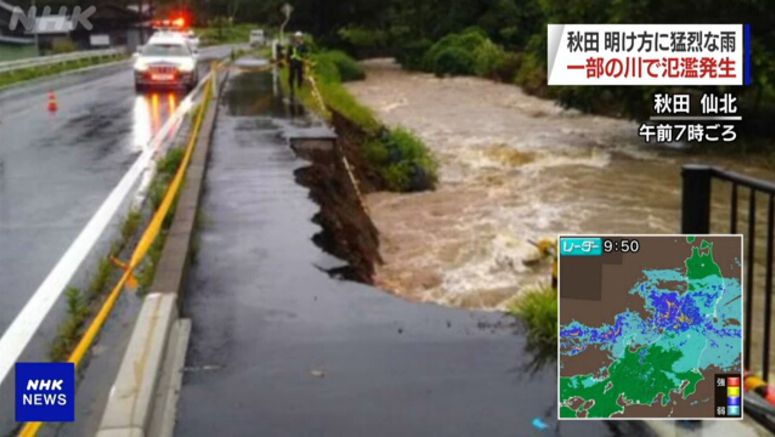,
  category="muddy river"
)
[347,59,773,313]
